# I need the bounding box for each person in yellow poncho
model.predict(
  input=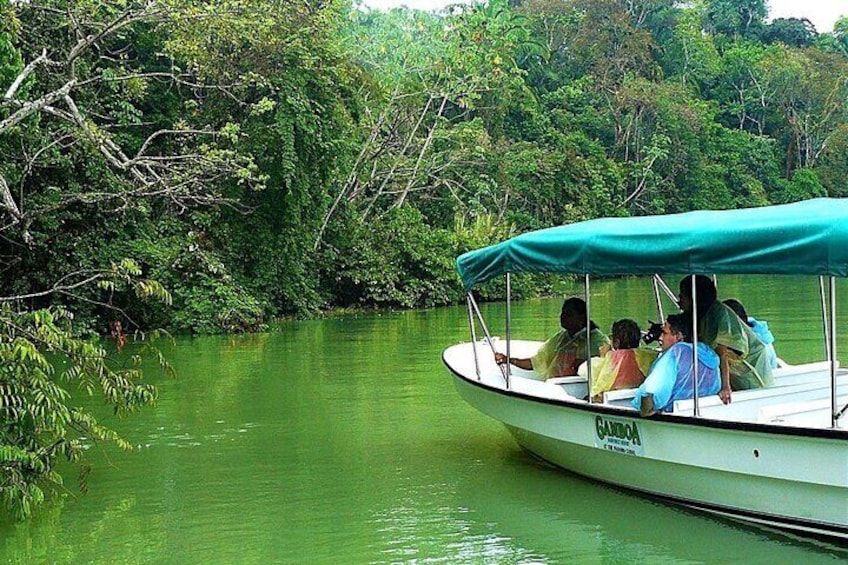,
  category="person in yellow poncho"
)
[588,319,658,401]
[495,297,609,379]
[678,275,774,405]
